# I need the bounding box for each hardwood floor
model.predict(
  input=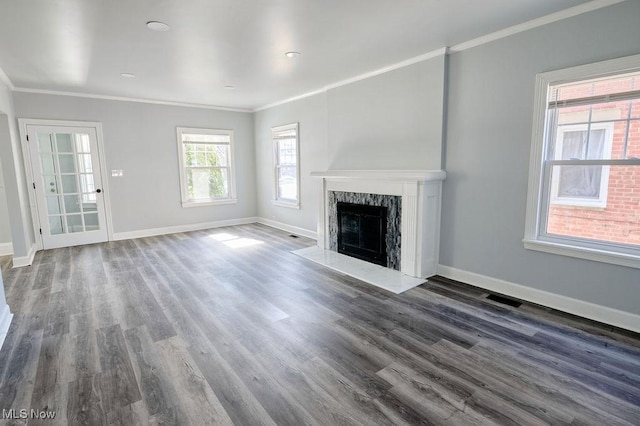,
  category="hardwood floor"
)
[0,223,639,425]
